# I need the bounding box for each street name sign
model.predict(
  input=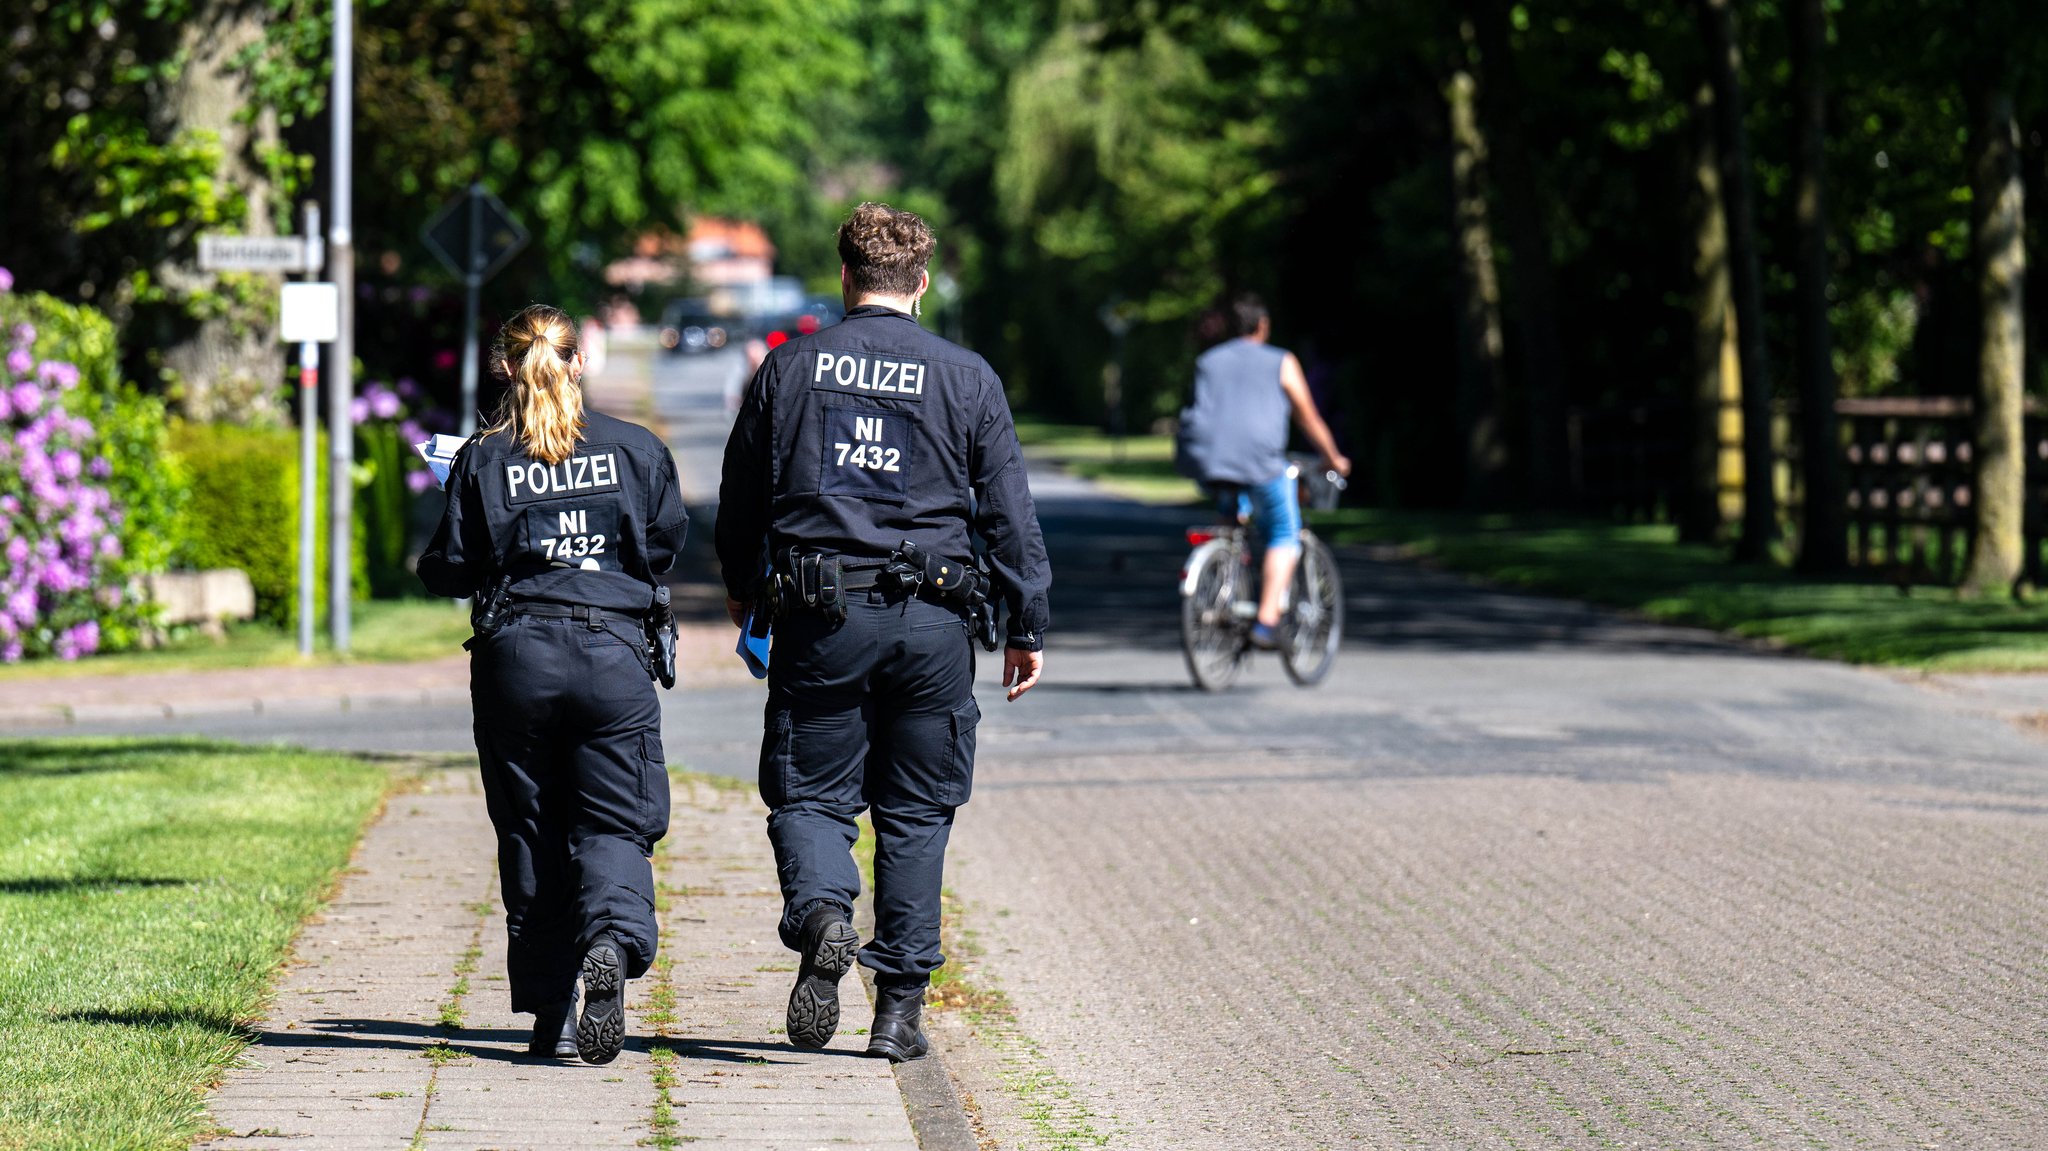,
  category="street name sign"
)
[199,234,322,273]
